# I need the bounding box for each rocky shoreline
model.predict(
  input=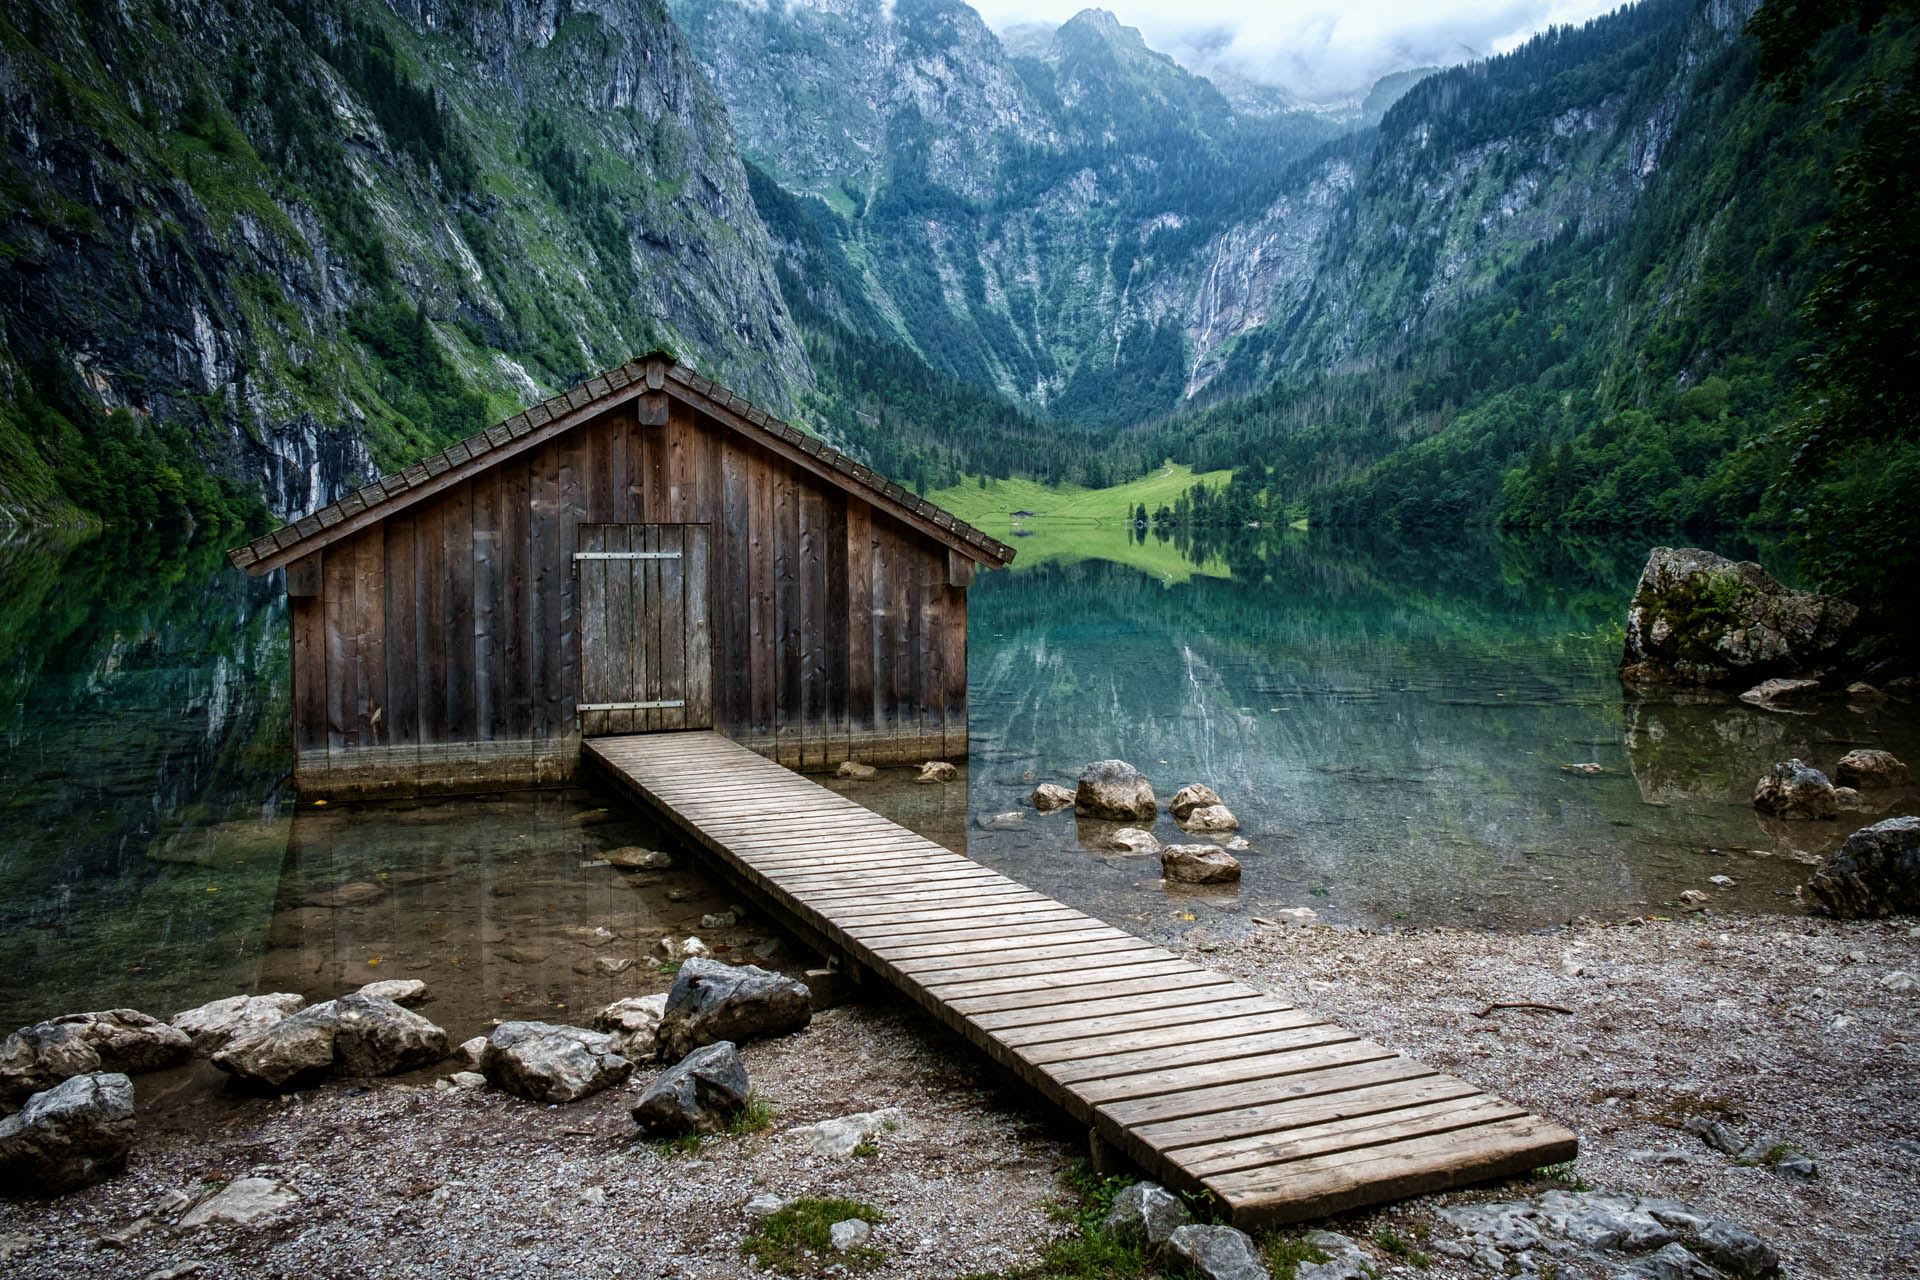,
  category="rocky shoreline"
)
[0,910,1911,1279]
